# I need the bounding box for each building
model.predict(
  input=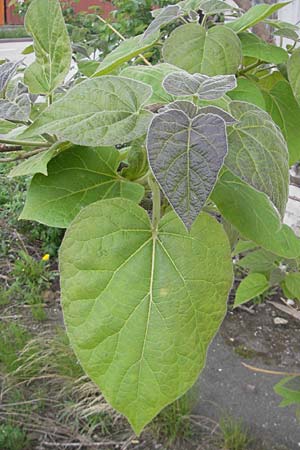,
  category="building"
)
[0,0,113,25]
